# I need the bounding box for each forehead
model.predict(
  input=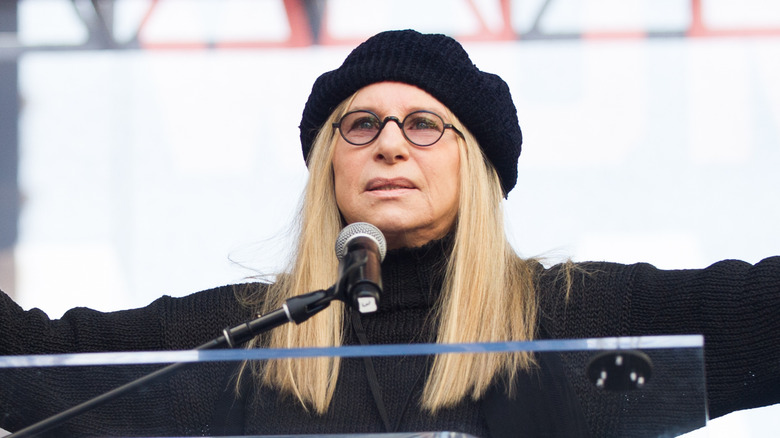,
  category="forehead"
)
[348,82,450,115]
